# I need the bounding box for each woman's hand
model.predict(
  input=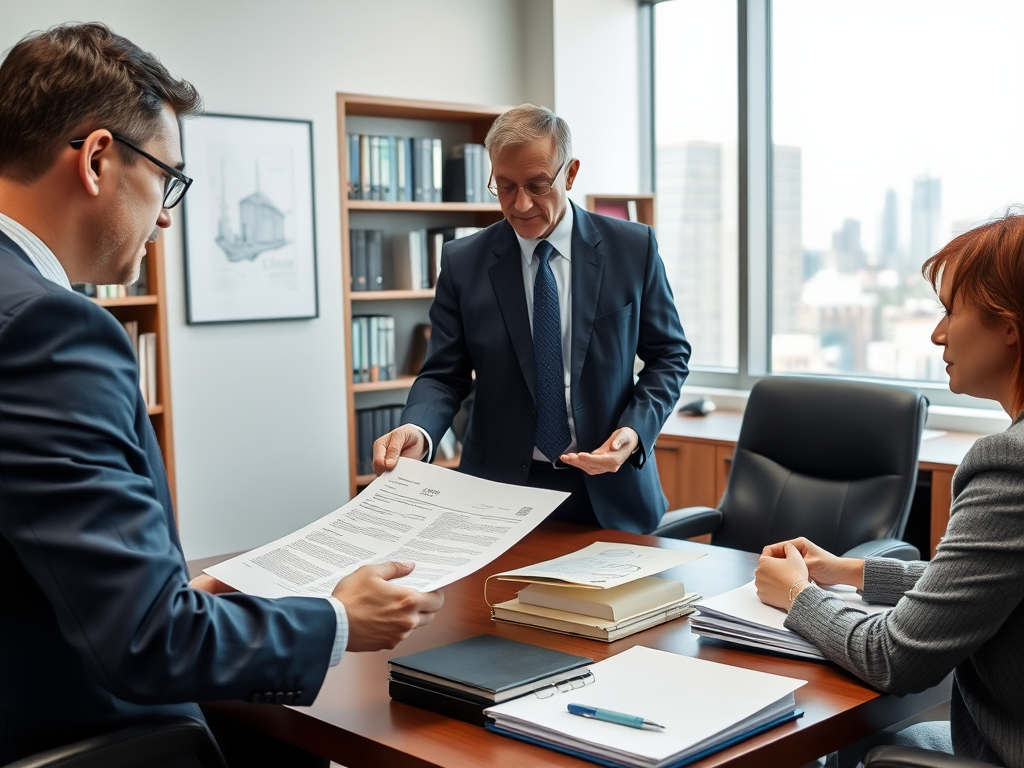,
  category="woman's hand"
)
[754,543,811,611]
[761,537,863,589]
